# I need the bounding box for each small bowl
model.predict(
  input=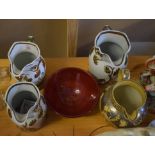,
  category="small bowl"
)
[44,67,100,117]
